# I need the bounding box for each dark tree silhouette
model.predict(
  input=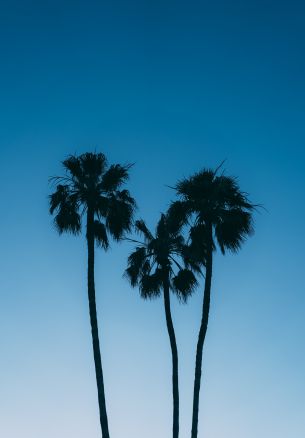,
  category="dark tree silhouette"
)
[125,212,200,438]
[170,167,255,438]
[49,152,136,438]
